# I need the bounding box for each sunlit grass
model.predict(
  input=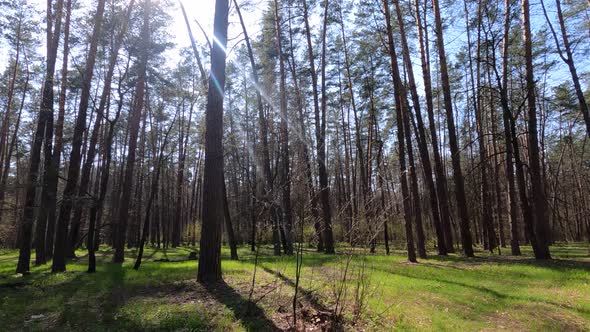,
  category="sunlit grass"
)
[0,242,588,331]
